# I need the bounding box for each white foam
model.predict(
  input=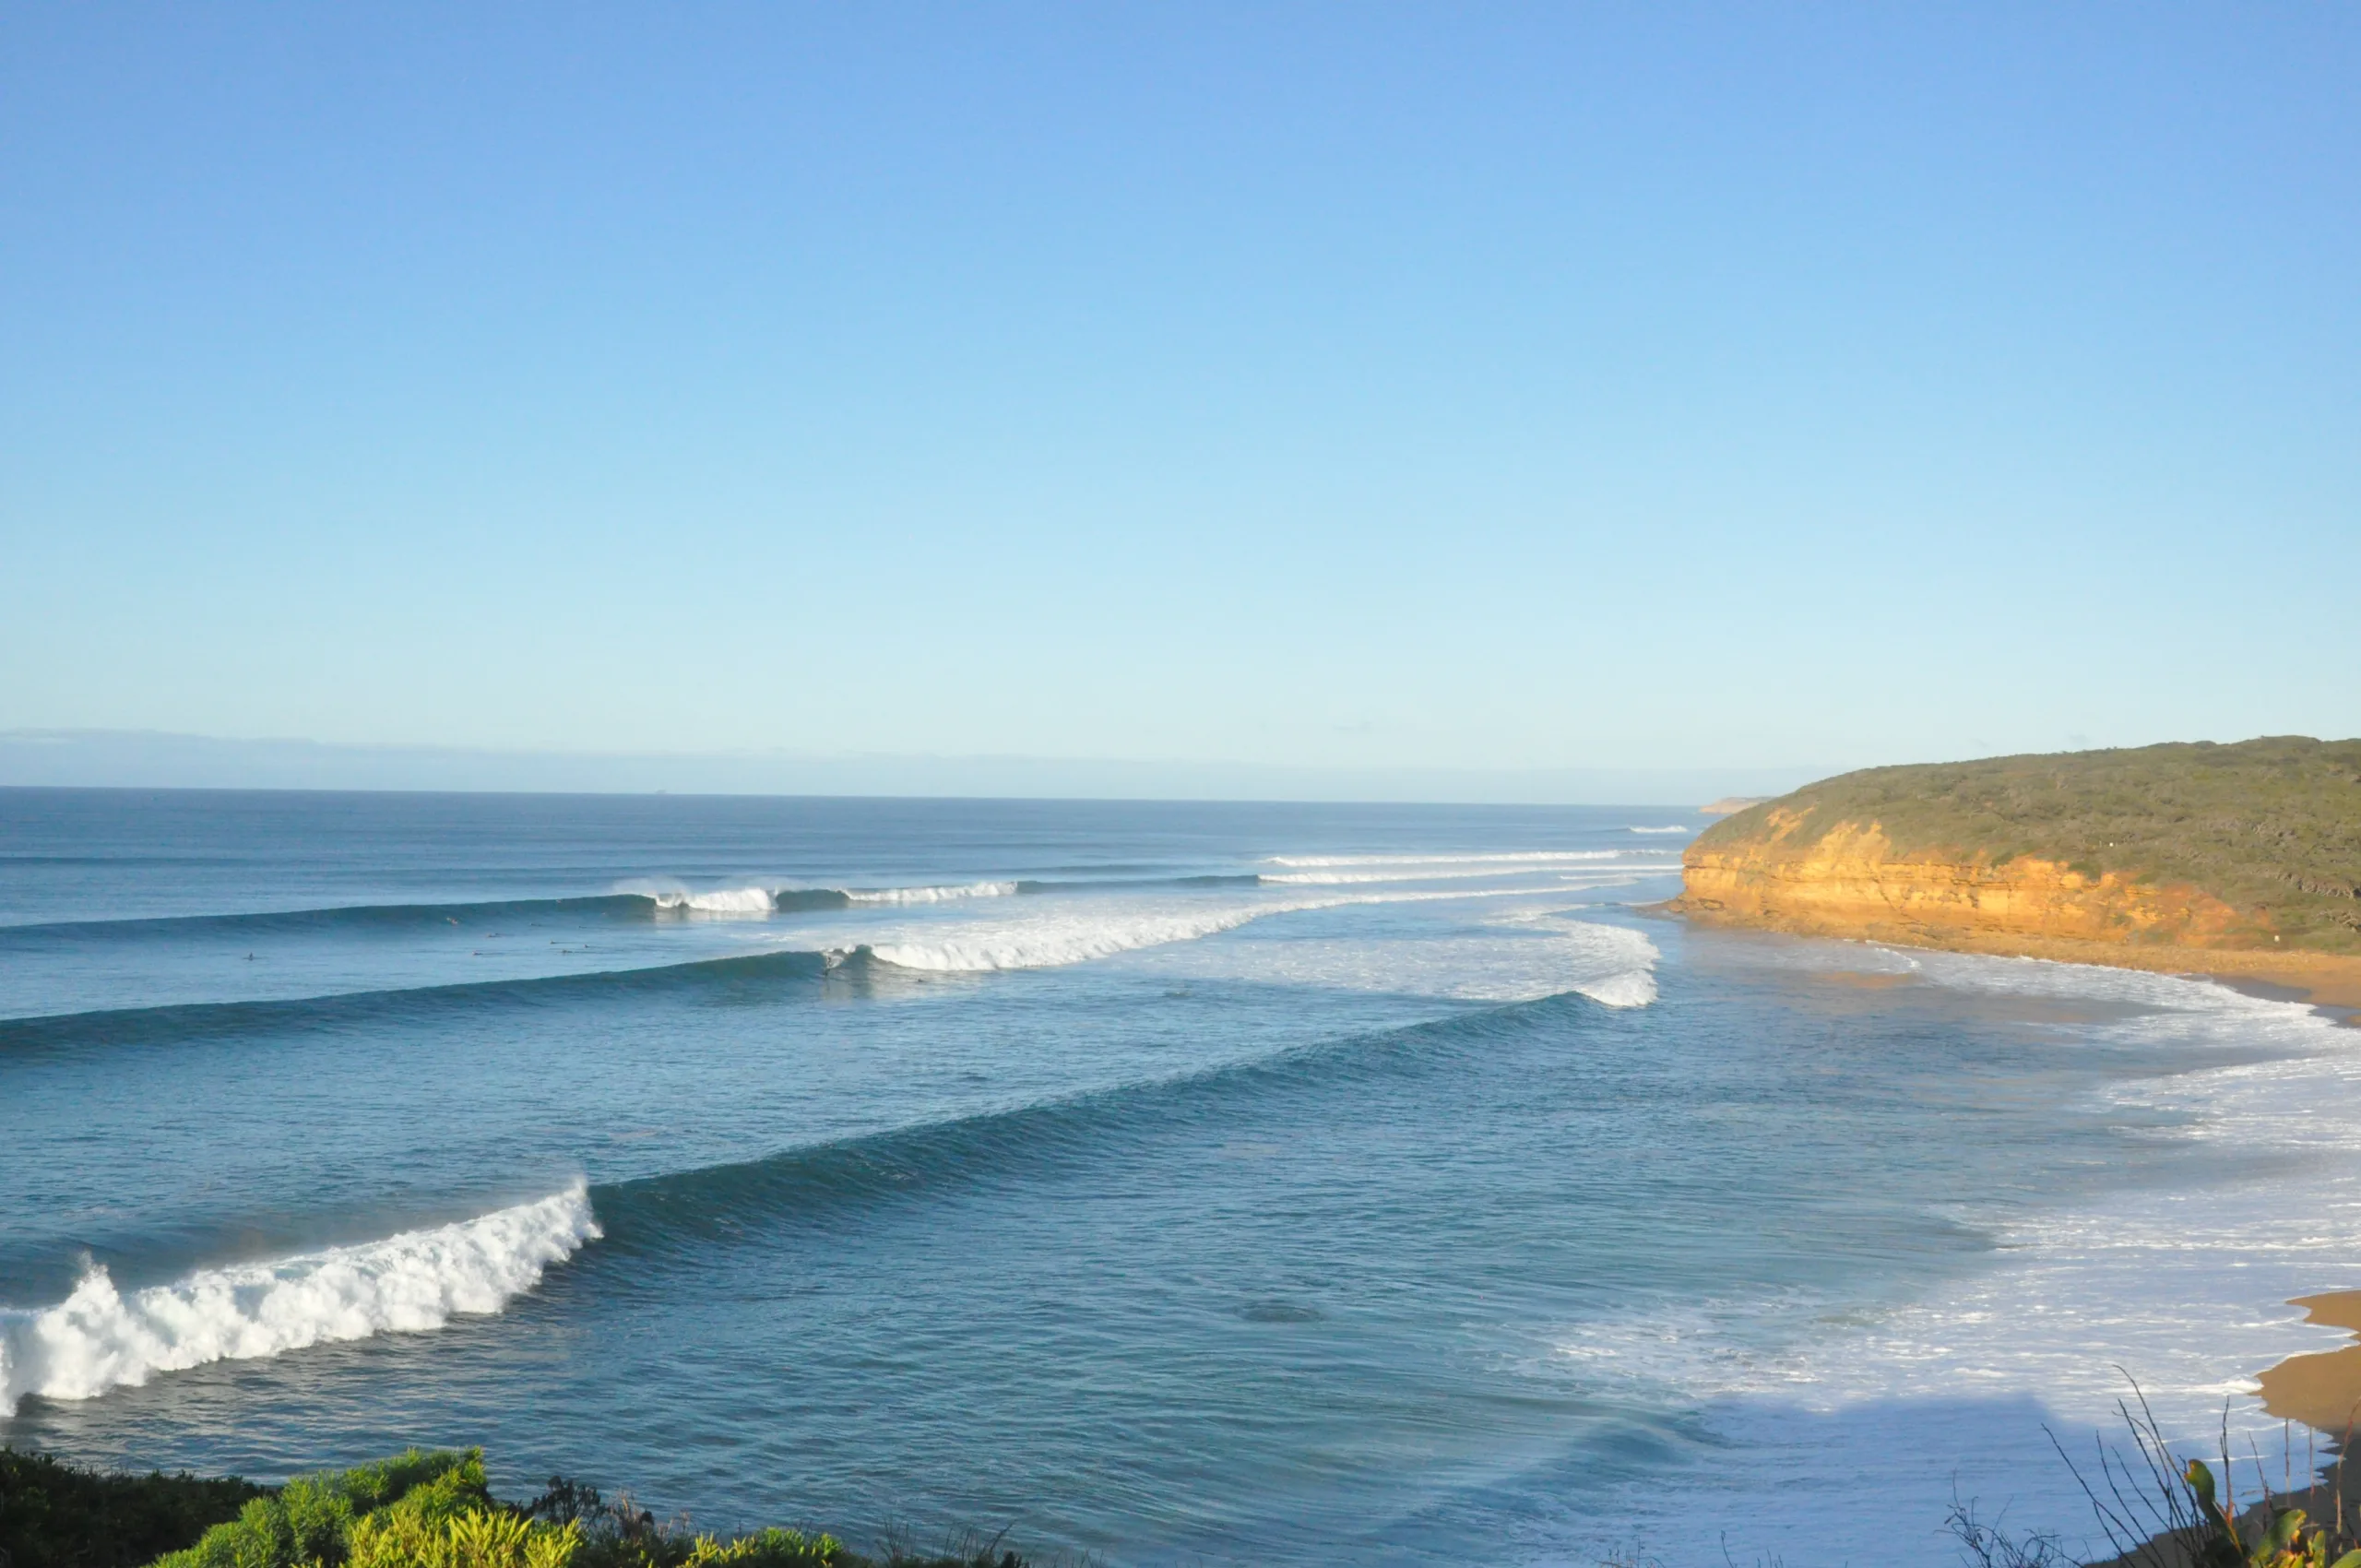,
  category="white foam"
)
[1537,955,2361,1564]
[1573,968,1659,1007]
[845,881,1019,905]
[1264,849,1684,886]
[0,1185,599,1416]
[1265,851,1625,868]
[1264,866,1587,885]
[807,885,1655,985]
[630,885,777,915]
[1627,825,1692,834]
[623,880,1021,913]
[863,904,1275,972]
[1112,906,1661,1007]
[1266,866,1678,886]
